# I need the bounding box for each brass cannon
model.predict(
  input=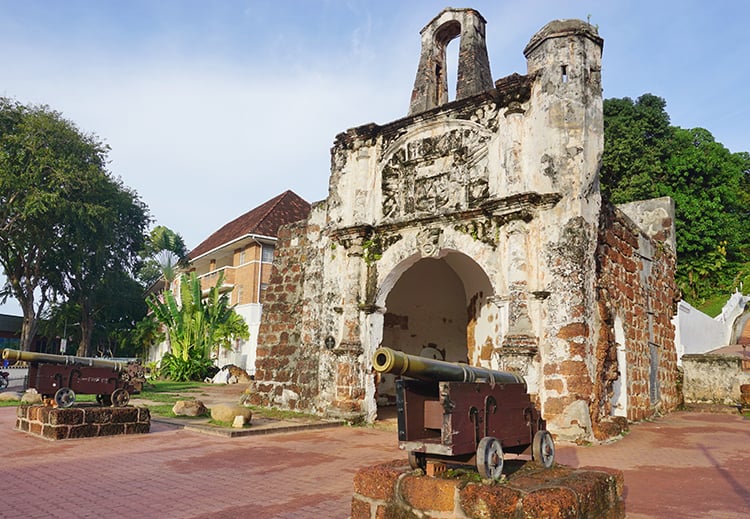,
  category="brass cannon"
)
[373,347,554,478]
[2,349,145,408]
